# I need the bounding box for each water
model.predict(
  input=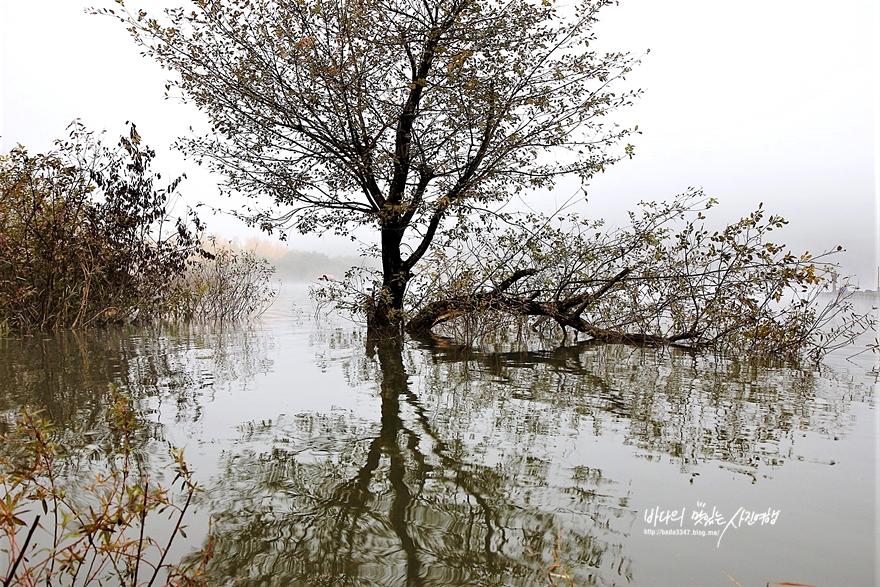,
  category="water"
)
[1,285,876,586]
